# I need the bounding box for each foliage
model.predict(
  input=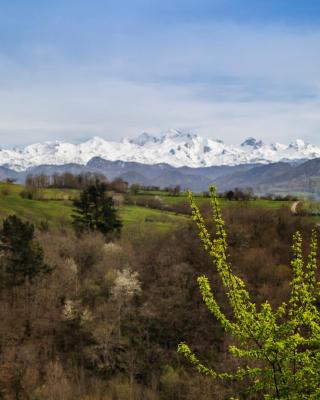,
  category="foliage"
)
[178,185,320,399]
[0,215,50,286]
[111,268,141,301]
[300,200,320,216]
[130,183,141,195]
[72,181,122,237]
